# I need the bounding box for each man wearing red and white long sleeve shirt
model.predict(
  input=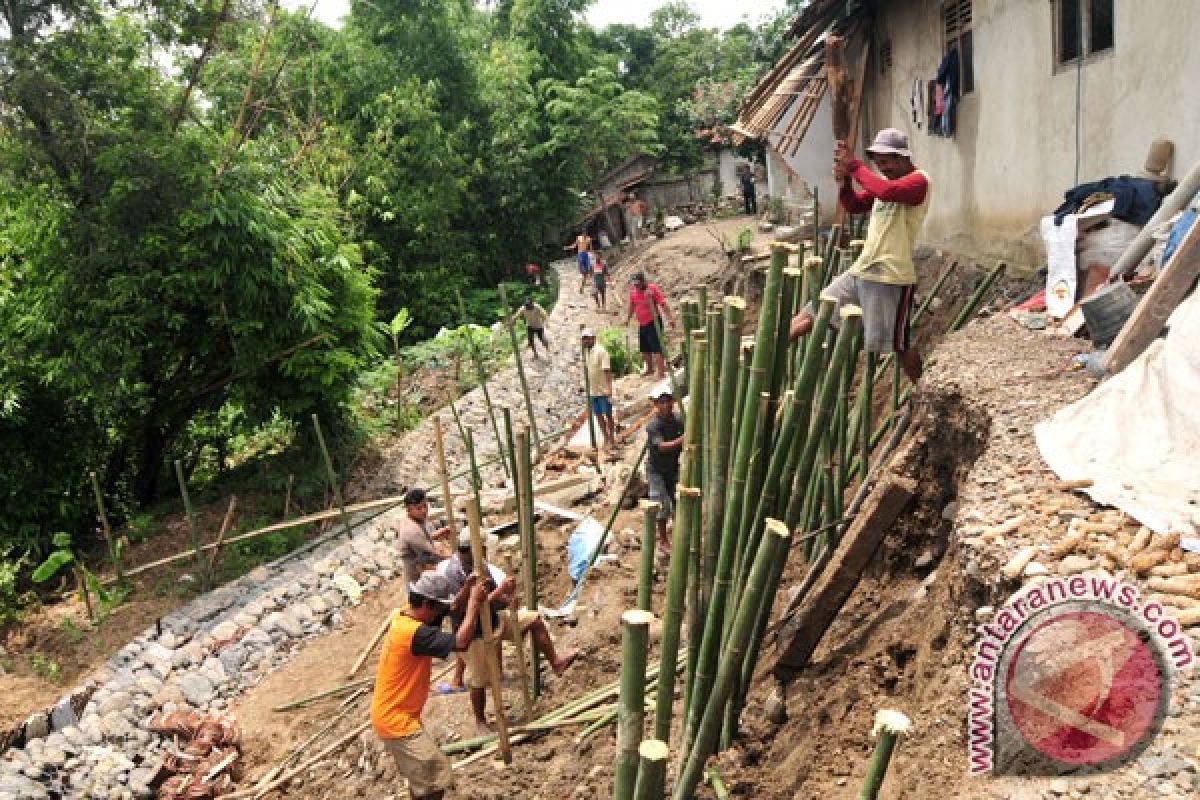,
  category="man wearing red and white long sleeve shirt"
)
[789,128,930,384]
